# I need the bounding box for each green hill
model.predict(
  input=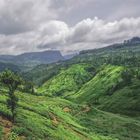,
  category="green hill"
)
[71,65,140,118]
[38,64,95,97]
[72,65,124,102]
[0,89,118,140]
[23,63,62,86]
[0,38,140,139]
[0,87,139,140]
[0,62,140,140]
[96,78,140,117]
